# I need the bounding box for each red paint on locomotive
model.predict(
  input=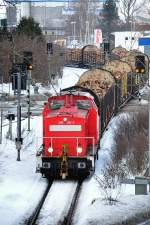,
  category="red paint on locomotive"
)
[43,94,98,157]
[37,93,99,179]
